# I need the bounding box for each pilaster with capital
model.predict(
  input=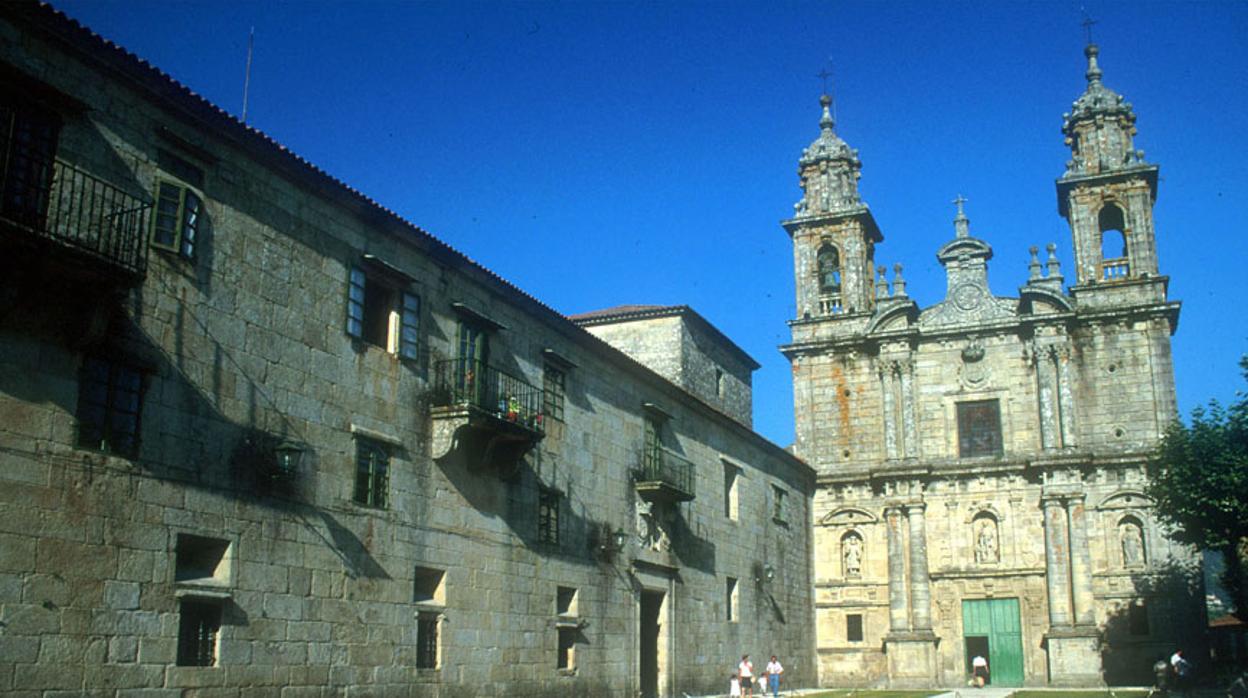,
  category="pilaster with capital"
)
[1043,497,1072,627]
[1067,495,1096,626]
[886,506,909,631]
[906,503,932,631]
